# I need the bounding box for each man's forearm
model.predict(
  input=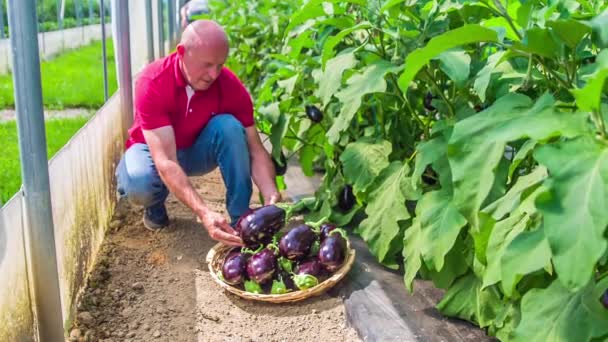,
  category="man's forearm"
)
[251,151,278,199]
[156,159,210,217]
